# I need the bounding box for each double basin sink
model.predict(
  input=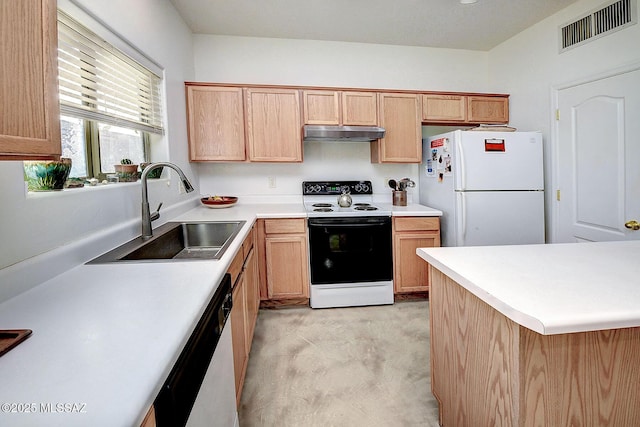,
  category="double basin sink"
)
[89,221,246,263]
